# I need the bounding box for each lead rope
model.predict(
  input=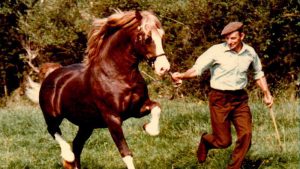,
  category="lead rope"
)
[168,71,183,100]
